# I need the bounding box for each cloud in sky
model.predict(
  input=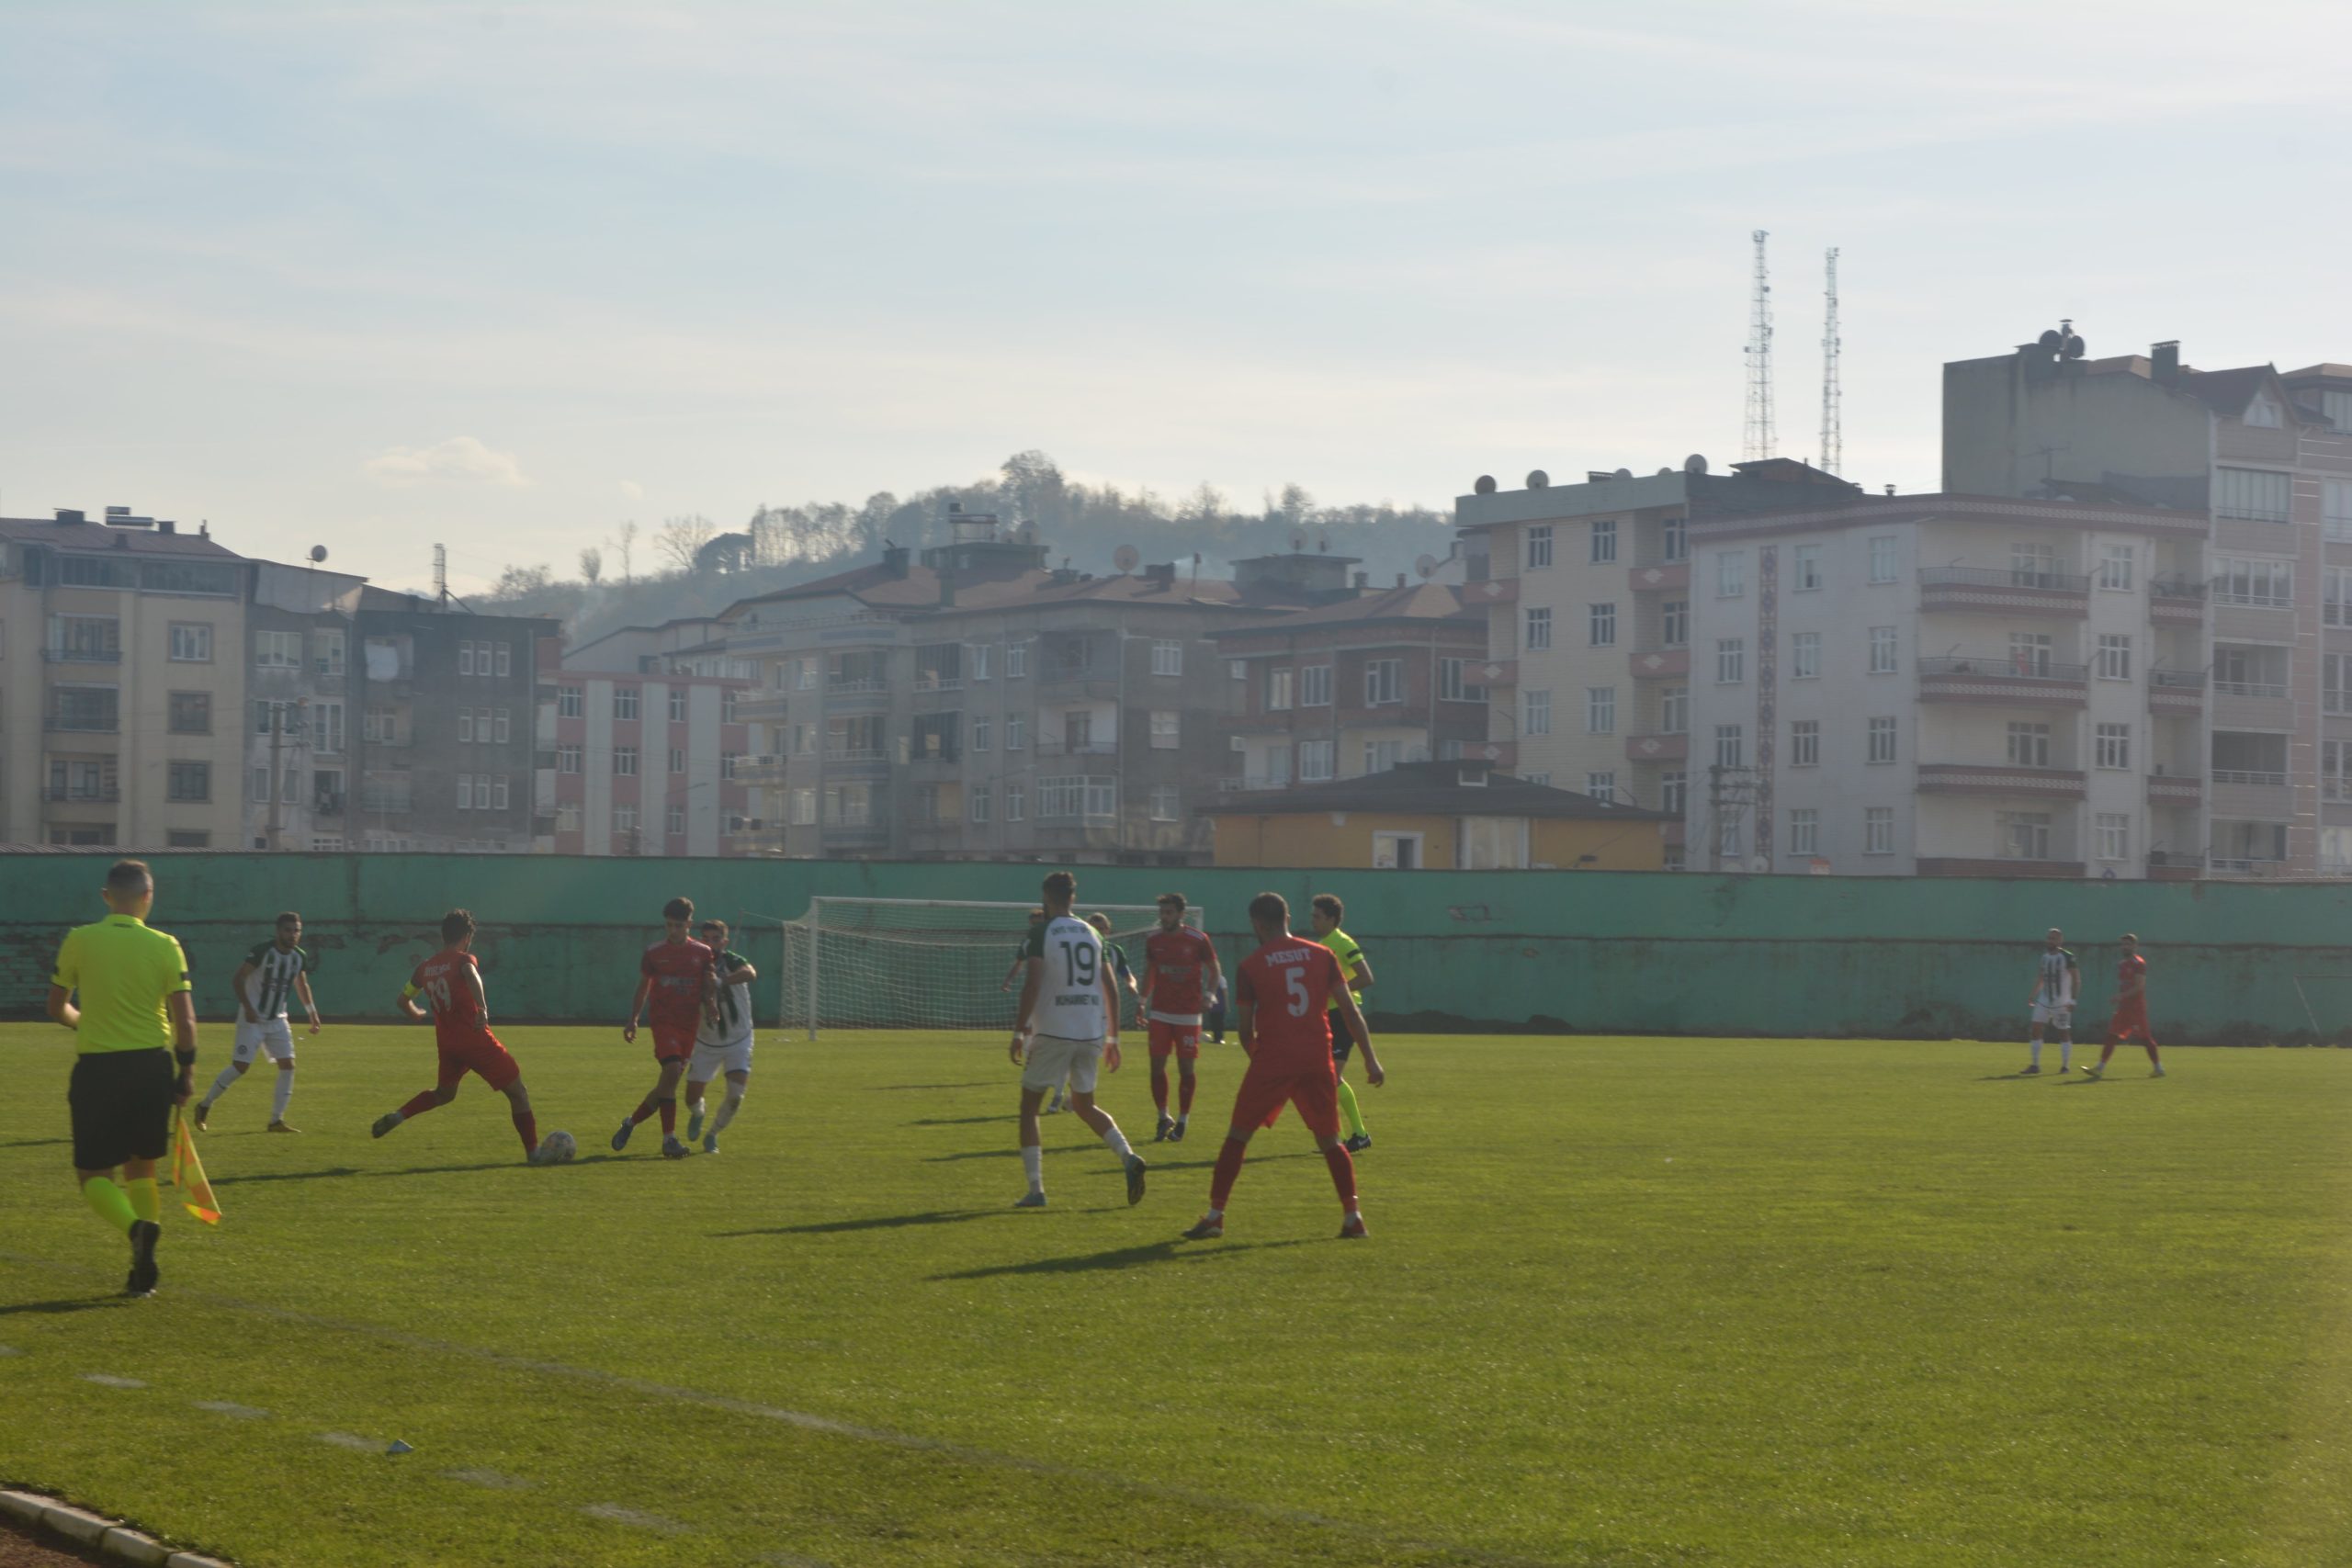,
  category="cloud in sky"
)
[362,435,529,490]
[618,479,644,501]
